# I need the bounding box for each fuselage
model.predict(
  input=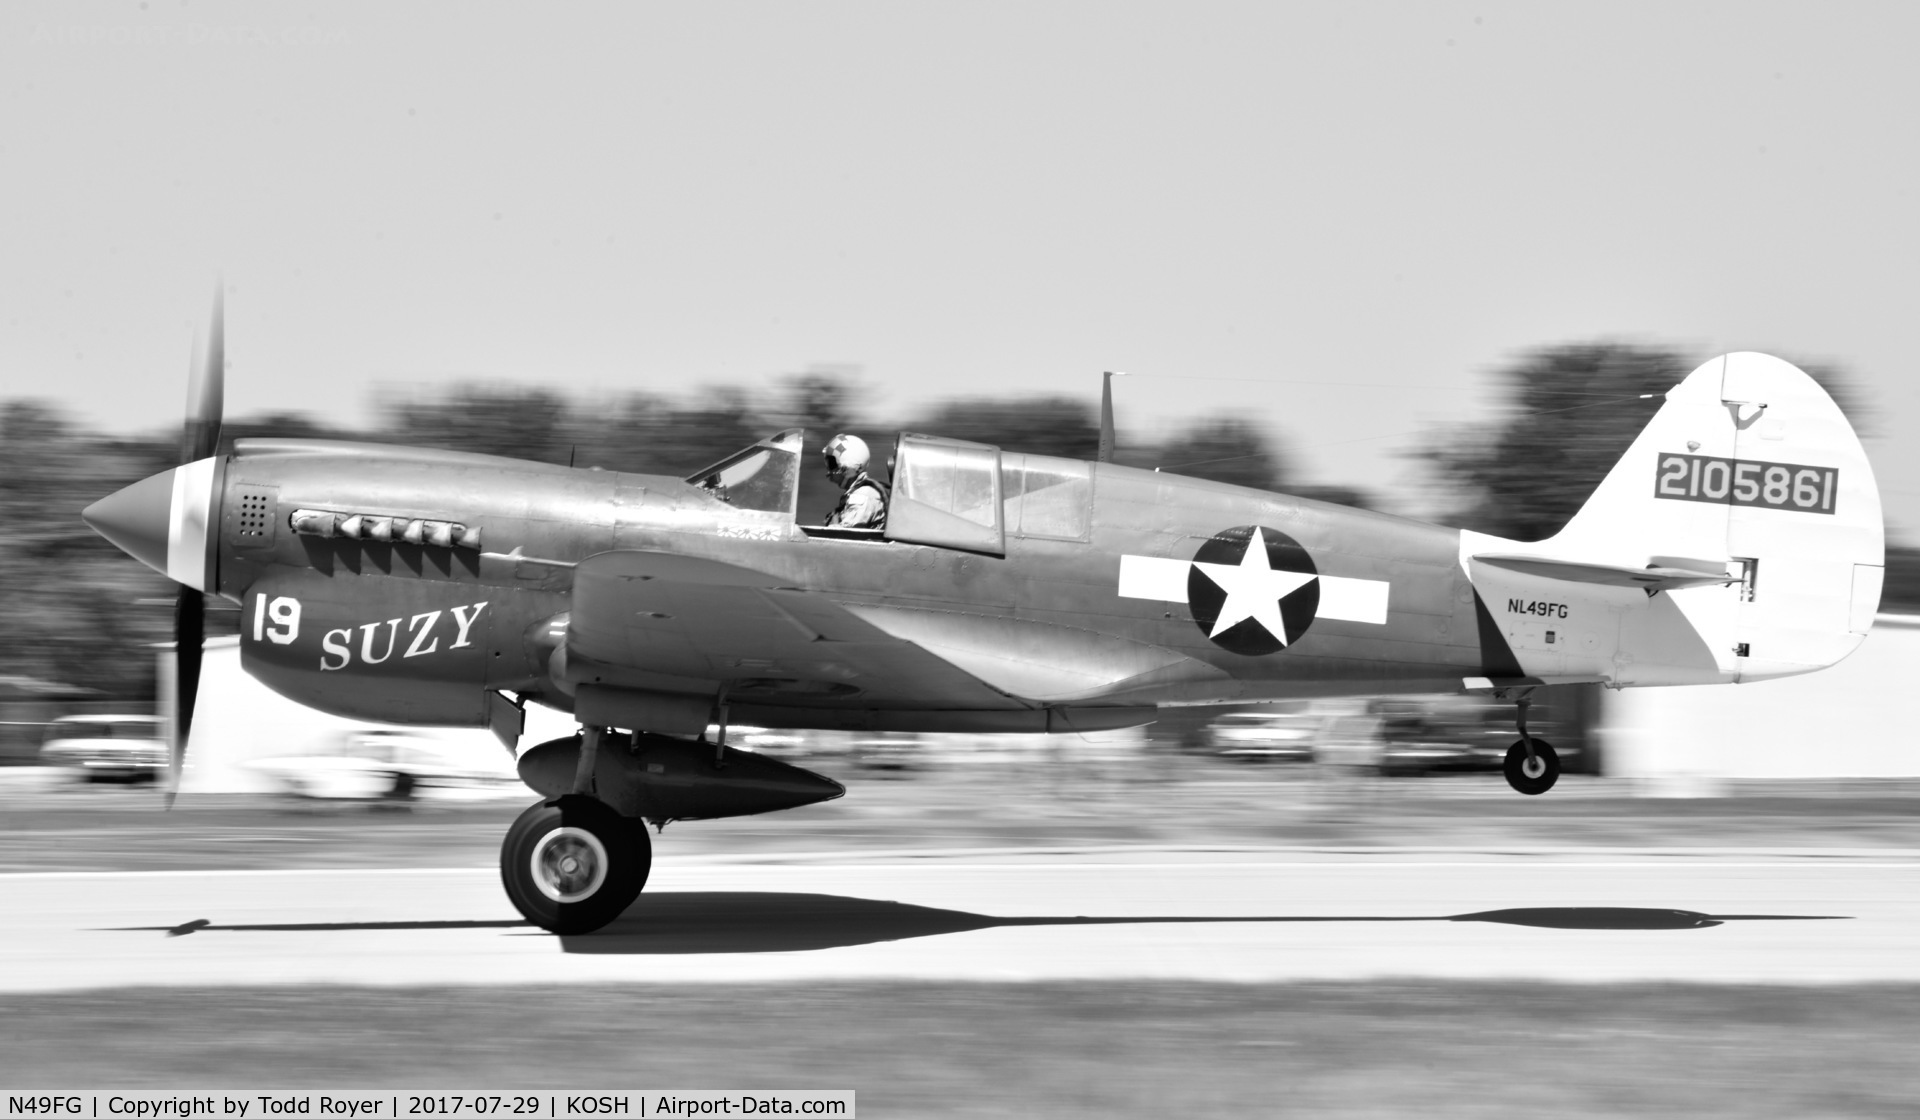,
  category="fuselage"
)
[205,436,1494,732]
